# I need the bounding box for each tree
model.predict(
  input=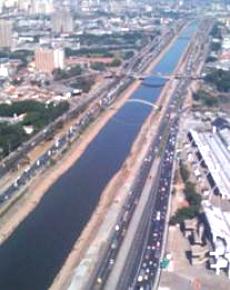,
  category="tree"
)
[91,62,105,71]
[205,69,230,92]
[70,77,95,93]
[211,41,221,52]
[170,207,197,225]
[123,50,134,60]
[0,100,69,158]
[109,58,122,67]
[210,23,222,39]
[180,162,190,182]
[192,90,219,106]
[53,65,83,80]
